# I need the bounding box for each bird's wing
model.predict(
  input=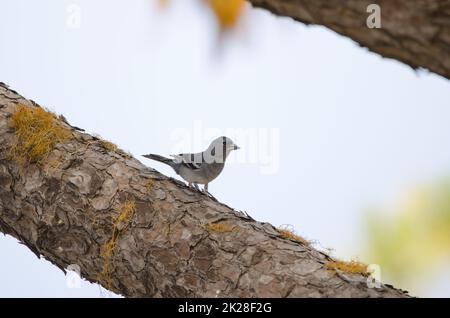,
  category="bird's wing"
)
[170,152,205,170]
